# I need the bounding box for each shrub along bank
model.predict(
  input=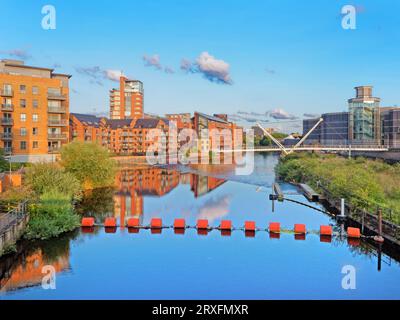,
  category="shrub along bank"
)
[275,153,400,224]
[1,142,116,241]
